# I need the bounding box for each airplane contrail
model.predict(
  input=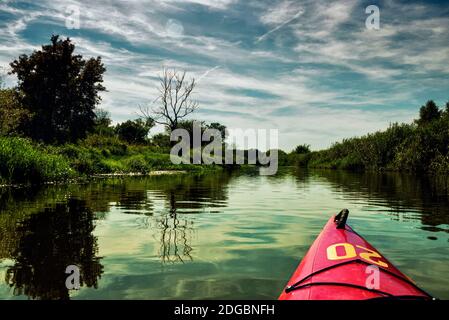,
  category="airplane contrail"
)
[255,9,304,43]
[197,65,221,82]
